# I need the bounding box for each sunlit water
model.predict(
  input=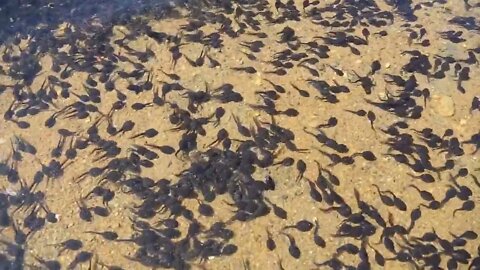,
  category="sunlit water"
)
[0,1,479,269]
